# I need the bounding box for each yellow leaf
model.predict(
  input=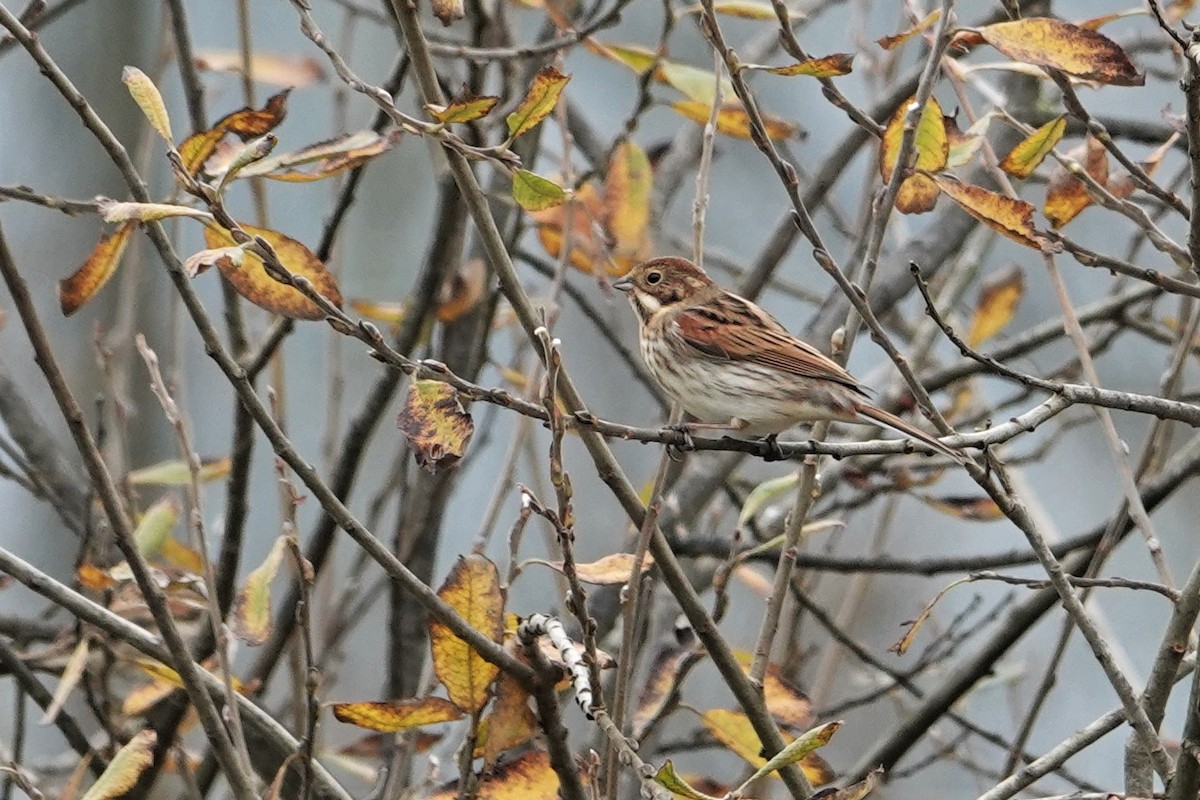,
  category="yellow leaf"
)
[604,141,653,260]
[203,222,343,319]
[58,223,136,316]
[133,496,180,560]
[528,553,655,585]
[933,176,1053,250]
[506,67,570,139]
[529,182,615,275]
[397,380,475,472]
[80,729,156,800]
[1000,116,1066,178]
[701,709,835,785]
[479,672,537,765]
[122,679,176,716]
[178,89,291,176]
[159,538,204,573]
[232,535,287,646]
[193,50,325,88]
[731,650,814,730]
[77,563,114,590]
[122,66,172,142]
[332,697,464,732]
[967,265,1024,347]
[513,169,570,212]
[128,456,231,485]
[671,100,798,140]
[1044,136,1109,229]
[427,749,560,799]
[878,10,940,50]
[658,60,733,105]
[765,53,854,78]
[427,95,499,124]
[349,299,406,325]
[977,18,1143,86]
[880,95,948,214]
[653,760,722,800]
[890,577,972,655]
[429,554,503,712]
